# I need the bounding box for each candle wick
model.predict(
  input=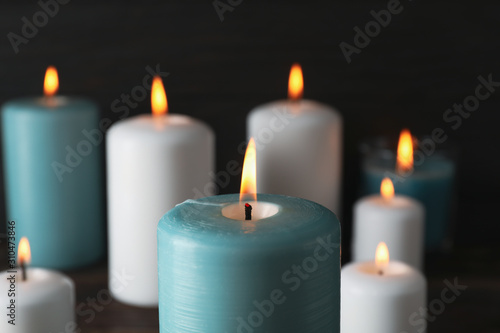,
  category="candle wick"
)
[20,259,26,281]
[378,270,383,276]
[245,203,252,221]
